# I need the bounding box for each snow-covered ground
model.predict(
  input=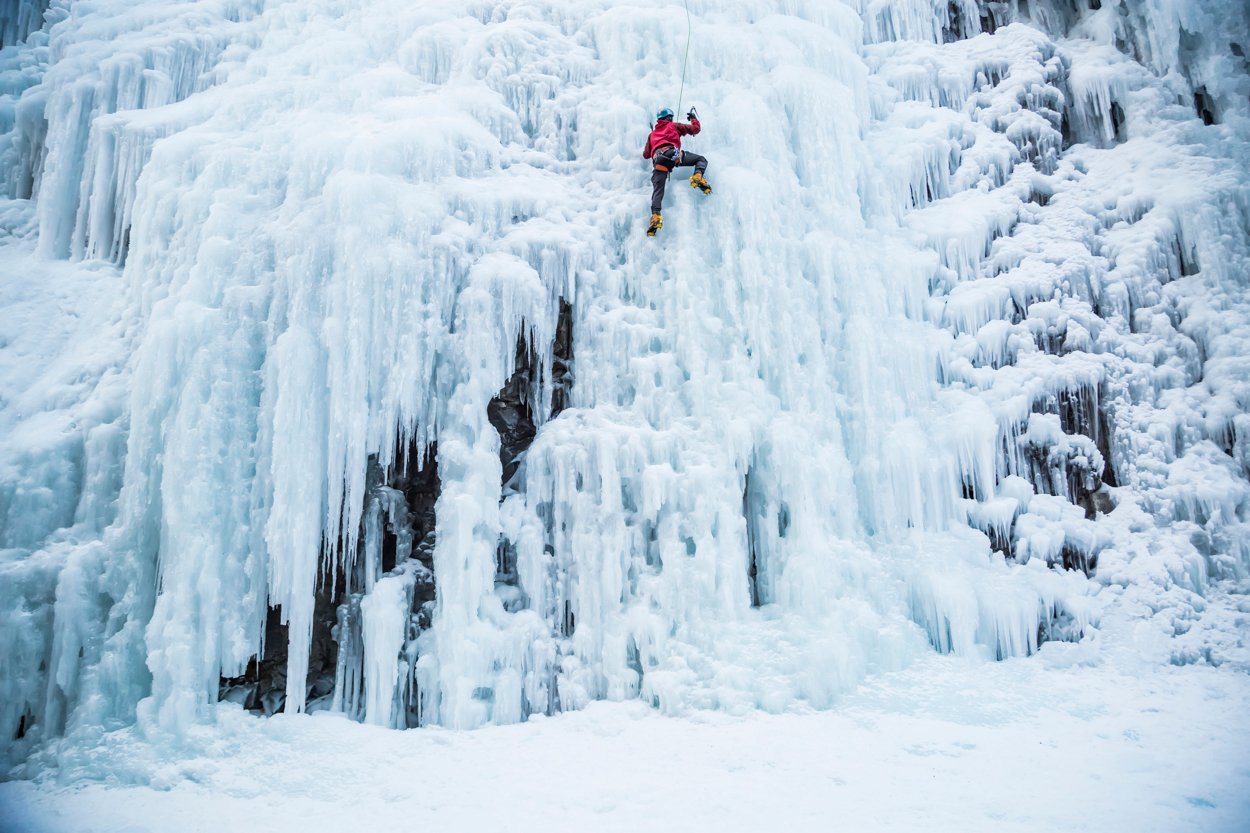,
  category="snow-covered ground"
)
[3,650,1248,833]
